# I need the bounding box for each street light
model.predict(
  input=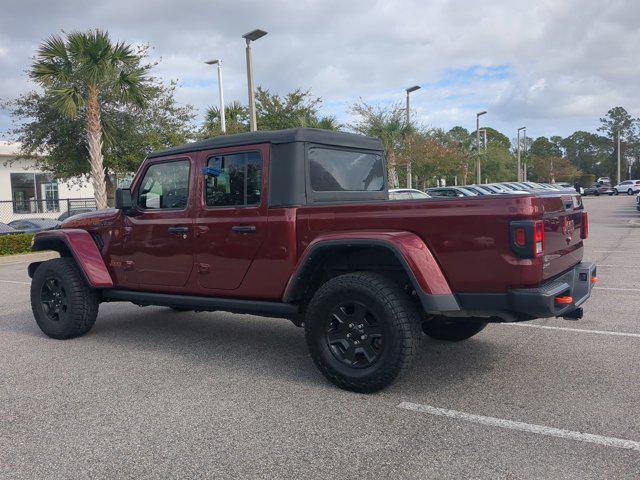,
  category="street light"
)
[242,29,268,132]
[476,111,487,184]
[479,128,487,152]
[617,129,621,184]
[523,126,527,181]
[405,85,421,189]
[205,59,226,134]
[517,126,526,181]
